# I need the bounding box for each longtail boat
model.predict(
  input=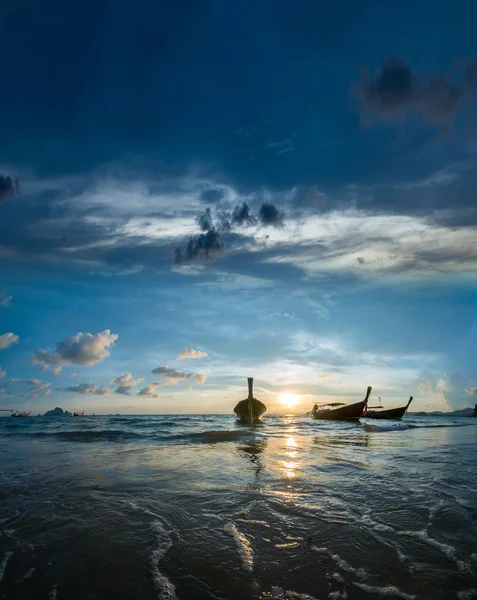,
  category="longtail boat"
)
[234,378,267,423]
[11,411,31,418]
[365,396,413,420]
[312,386,372,421]
[73,411,84,417]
